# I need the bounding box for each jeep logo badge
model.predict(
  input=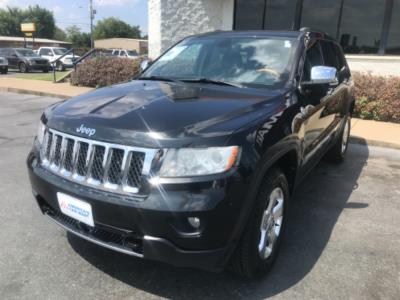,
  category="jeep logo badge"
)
[76,124,96,137]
